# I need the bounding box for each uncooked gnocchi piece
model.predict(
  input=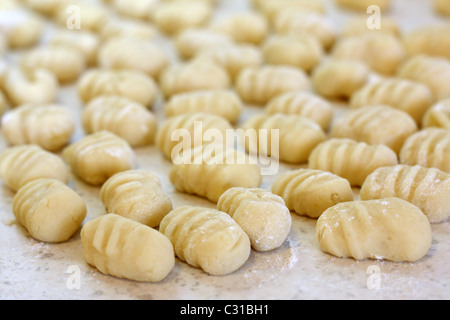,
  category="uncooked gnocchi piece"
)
[272,169,354,219]
[265,91,333,131]
[399,128,450,173]
[242,113,326,164]
[98,37,169,78]
[434,0,450,15]
[81,213,175,282]
[99,19,158,41]
[50,30,100,67]
[82,95,157,148]
[235,66,311,105]
[422,99,450,130]
[360,165,450,223]
[100,170,172,227]
[22,0,65,16]
[396,54,450,100]
[21,45,86,83]
[63,131,135,186]
[403,25,450,60]
[160,60,230,98]
[164,90,243,124]
[0,145,70,192]
[217,187,292,252]
[340,16,400,37]
[77,69,158,107]
[334,0,391,11]
[254,0,325,22]
[332,33,405,75]
[1,103,75,151]
[112,0,158,20]
[156,112,233,160]
[13,179,87,243]
[170,144,262,203]
[3,67,58,106]
[350,78,433,124]
[263,34,324,72]
[159,206,251,275]
[0,8,43,49]
[308,138,399,187]
[316,198,432,262]
[331,105,418,153]
[311,58,370,100]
